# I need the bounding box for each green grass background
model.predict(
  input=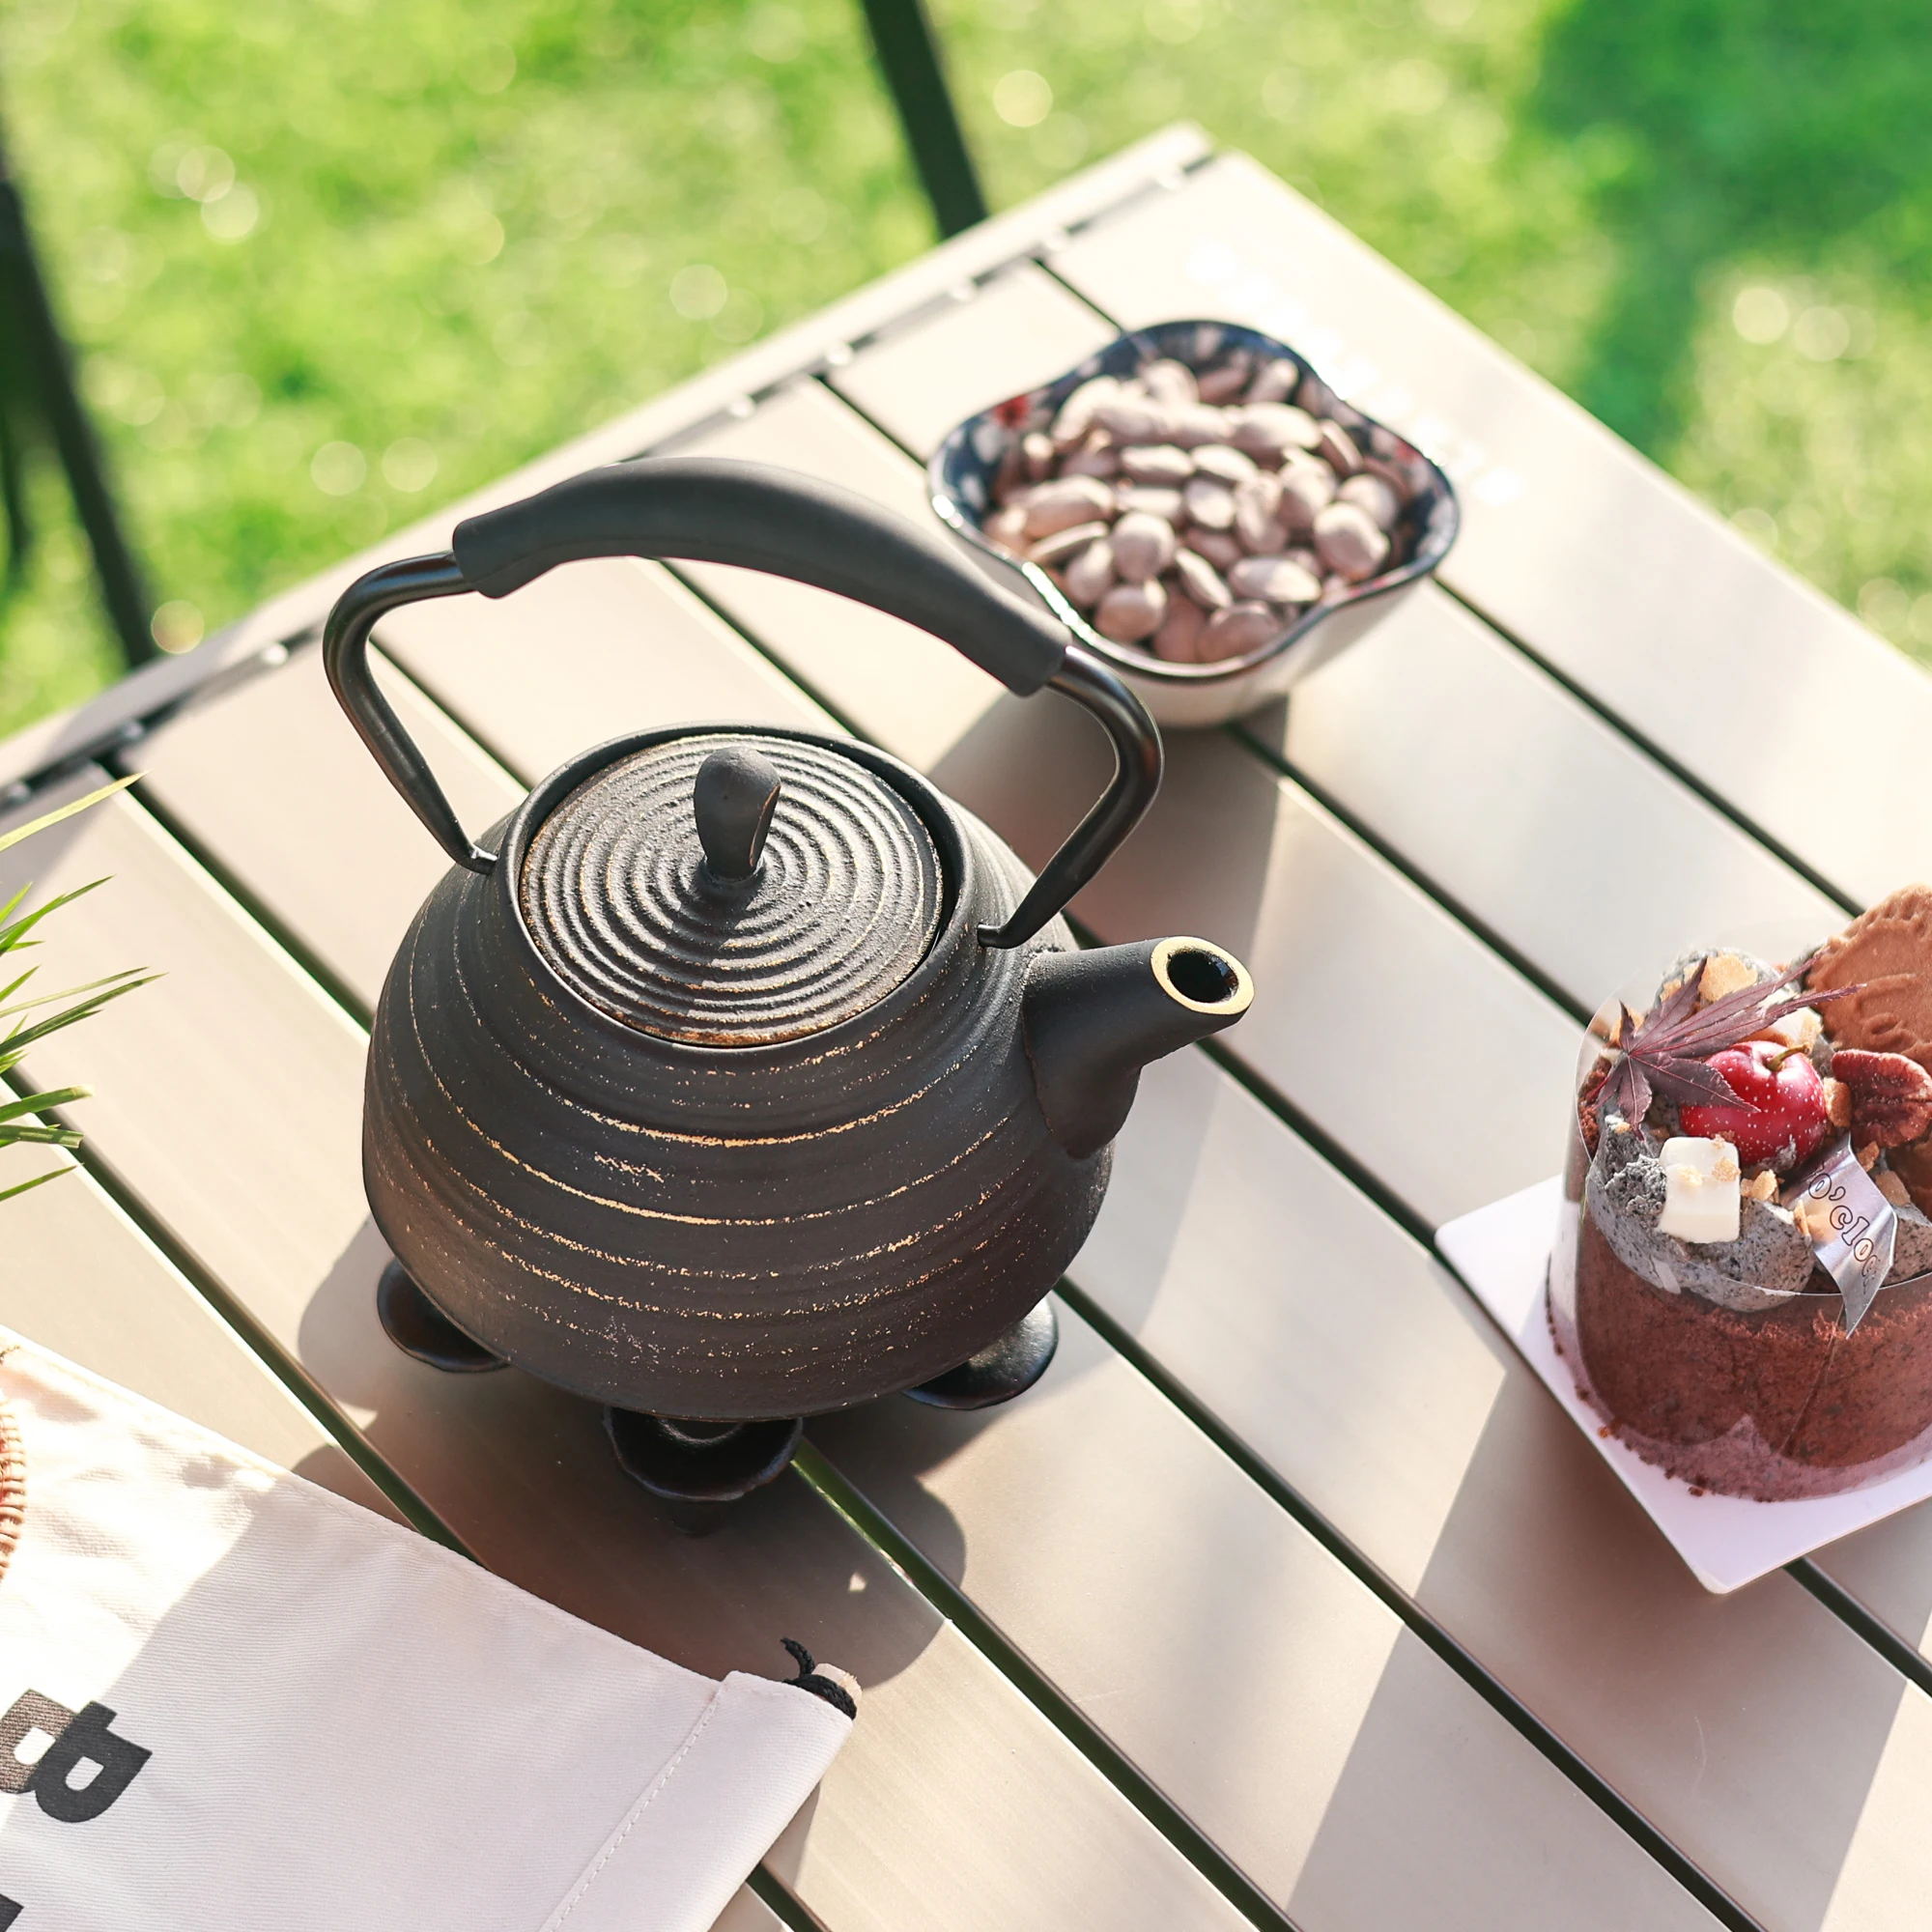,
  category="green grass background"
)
[3,0,1929,738]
